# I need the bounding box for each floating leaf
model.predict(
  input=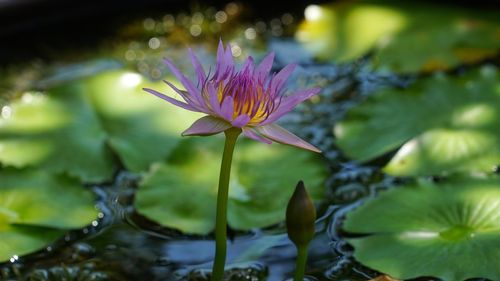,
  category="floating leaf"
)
[343,177,500,281]
[0,225,63,263]
[0,86,115,182]
[0,169,98,229]
[375,19,500,73]
[135,136,326,234]
[296,2,406,62]
[84,71,202,172]
[335,66,500,176]
[0,169,99,262]
[296,1,500,72]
